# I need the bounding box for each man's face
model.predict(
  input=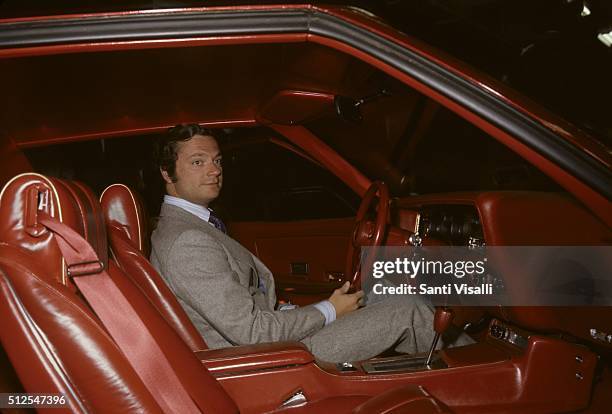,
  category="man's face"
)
[162,134,223,207]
